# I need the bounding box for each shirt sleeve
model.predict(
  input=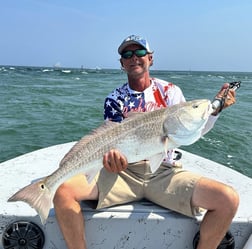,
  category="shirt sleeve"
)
[166,84,186,106]
[104,97,124,122]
